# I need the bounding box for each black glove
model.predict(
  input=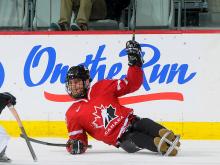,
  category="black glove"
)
[0,92,16,113]
[66,139,86,155]
[126,40,144,67]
